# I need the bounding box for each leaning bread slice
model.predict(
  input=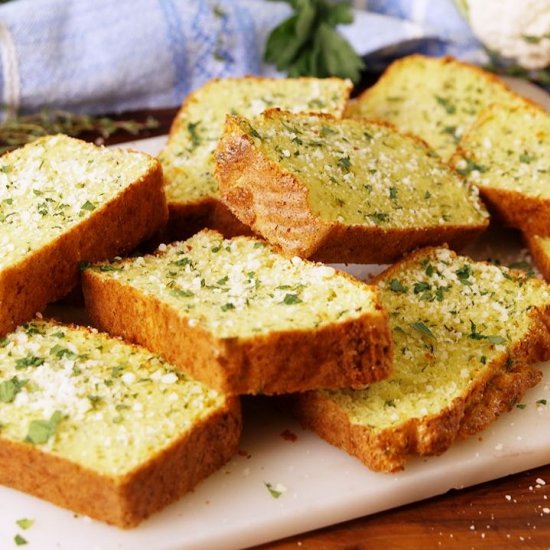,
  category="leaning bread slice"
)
[451,103,550,239]
[347,55,528,160]
[81,230,392,396]
[0,134,167,336]
[159,76,351,239]
[216,110,488,263]
[294,247,550,472]
[0,319,240,527]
